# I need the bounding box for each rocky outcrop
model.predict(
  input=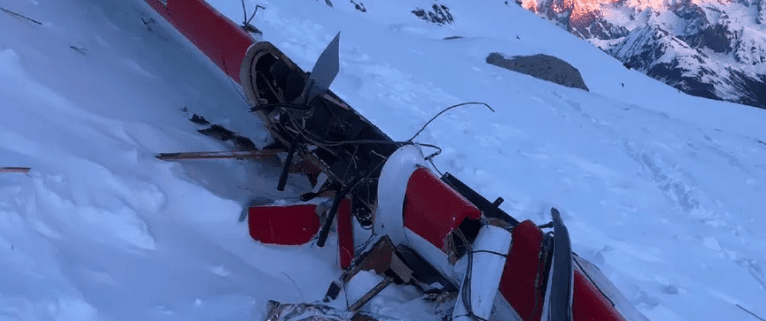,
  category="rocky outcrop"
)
[412,4,454,25]
[486,52,589,91]
[350,0,366,12]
